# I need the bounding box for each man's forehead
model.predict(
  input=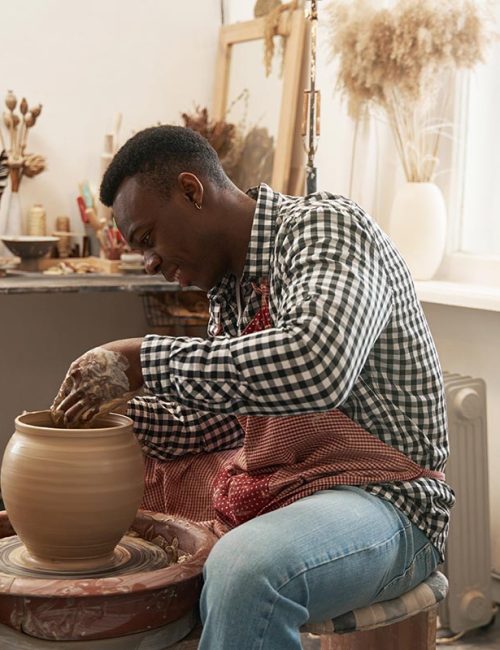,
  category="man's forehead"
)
[113,177,146,225]
[114,176,139,208]
[113,176,152,215]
